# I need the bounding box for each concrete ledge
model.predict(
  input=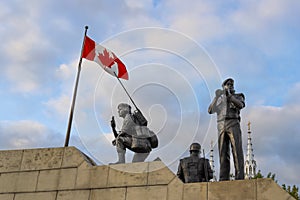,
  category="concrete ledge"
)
[75,162,109,189]
[183,182,207,200]
[0,194,14,200]
[167,177,183,200]
[0,171,39,193]
[36,168,77,191]
[0,150,23,173]
[0,147,295,200]
[126,185,168,200]
[90,188,126,200]
[257,178,293,200]
[148,161,176,185]
[107,162,149,187]
[62,147,96,168]
[208,179,256,200]
[0,147,95,173]
[57,190,90,200]
[21,148,64,171]
[14,192,57,200]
